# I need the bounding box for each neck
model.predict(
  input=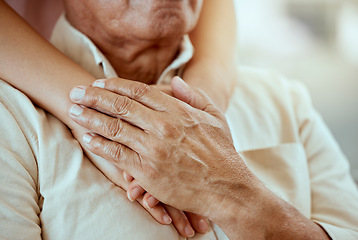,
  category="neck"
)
[92,35,181,85]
